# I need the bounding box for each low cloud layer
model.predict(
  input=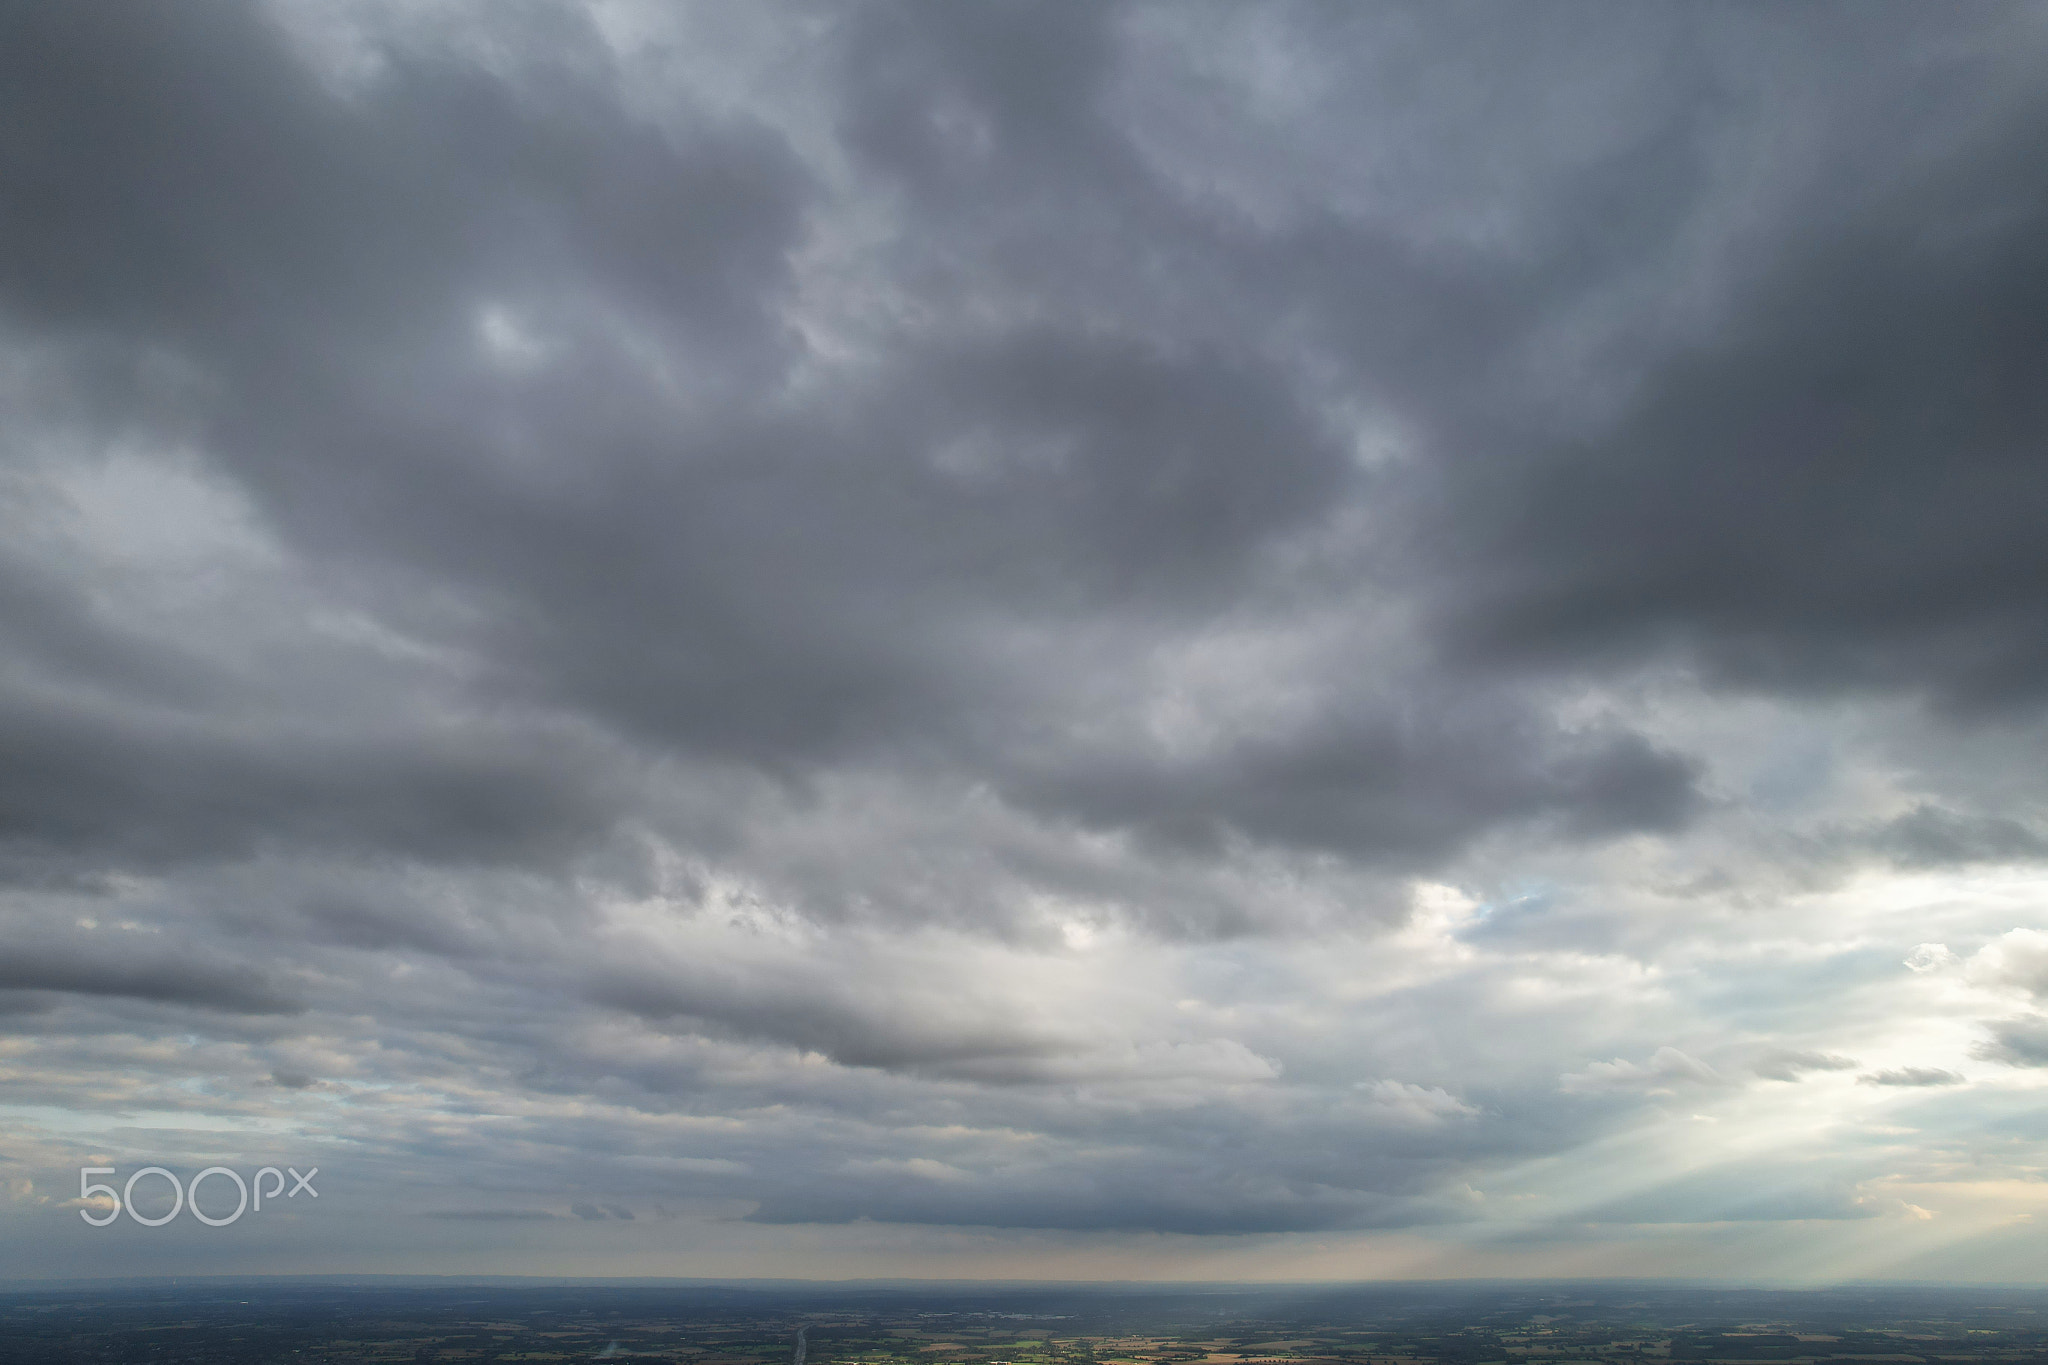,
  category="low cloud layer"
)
[3,0,2048,1282]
